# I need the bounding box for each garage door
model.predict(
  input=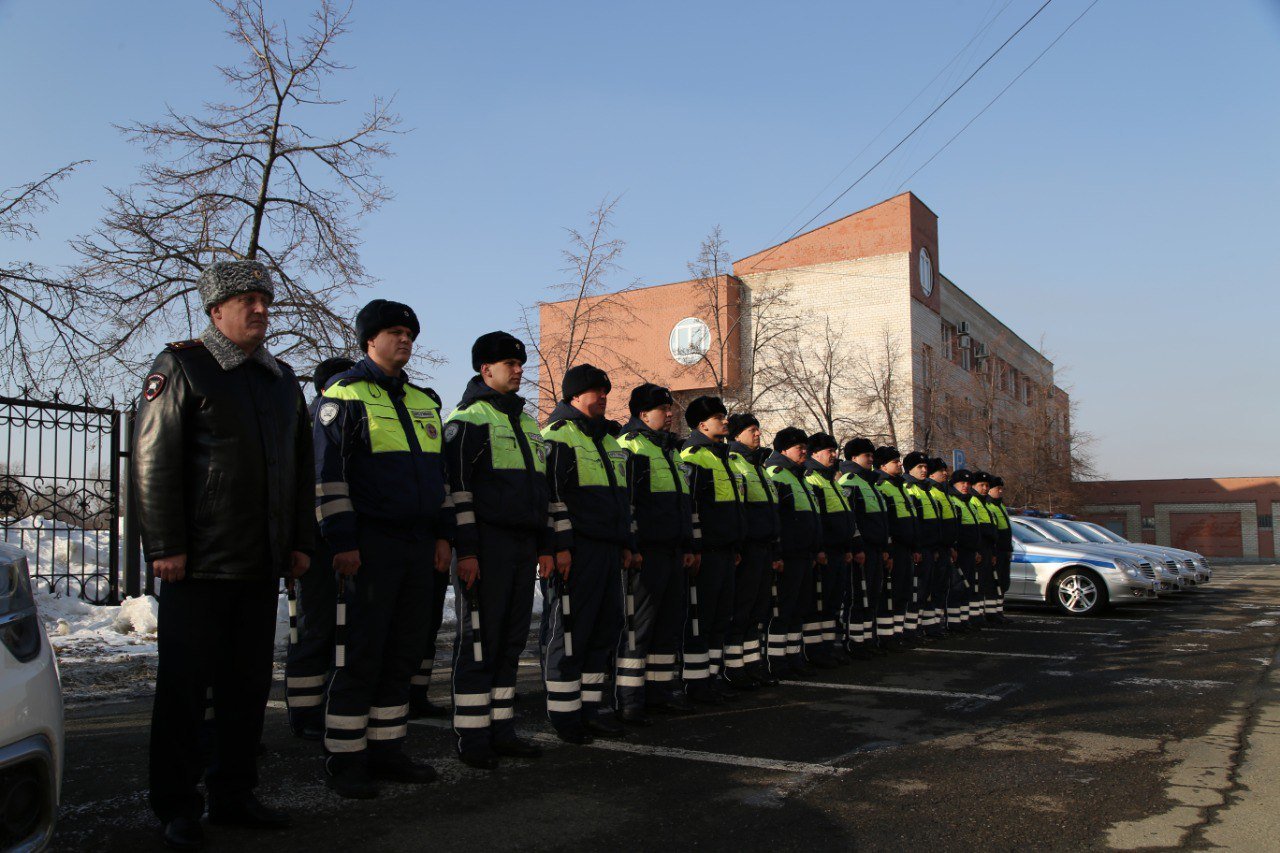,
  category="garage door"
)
[1169,511,1242,557]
